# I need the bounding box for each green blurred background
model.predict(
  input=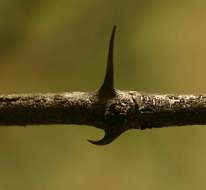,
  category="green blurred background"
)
[0,0,206,189]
